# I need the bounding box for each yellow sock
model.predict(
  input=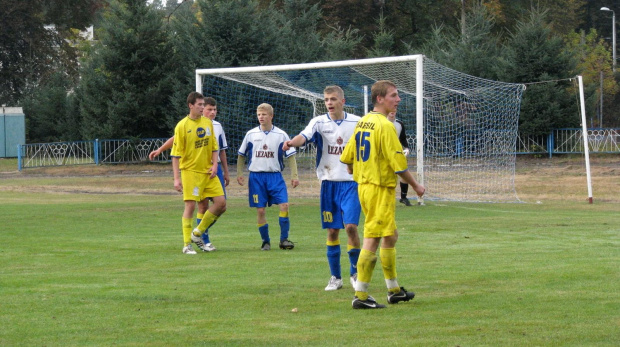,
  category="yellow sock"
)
[279,211,288,218]
[380,247,400,292]
[326,239,340,246]
[355,249,377,300]
[182,217,192,245]
[196,210,218,234]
